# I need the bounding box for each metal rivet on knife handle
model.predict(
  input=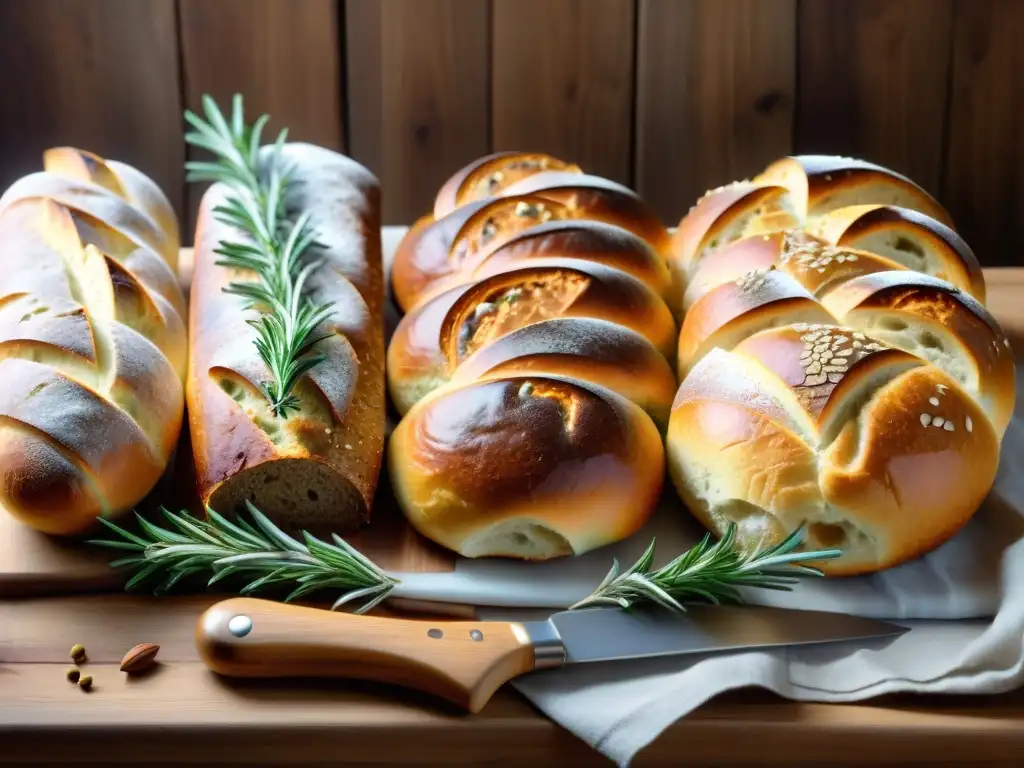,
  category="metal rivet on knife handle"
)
[228,615,253,637]
[427,628,443,639]
[470,629,483,641]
